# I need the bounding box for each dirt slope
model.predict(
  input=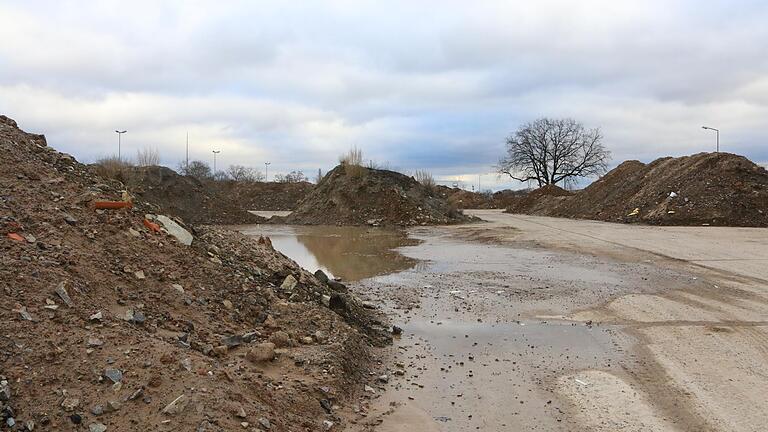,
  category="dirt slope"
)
[284,164,472,226]
[505,184,572,215]
[0,115,388,431]
[507,153,768,227]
